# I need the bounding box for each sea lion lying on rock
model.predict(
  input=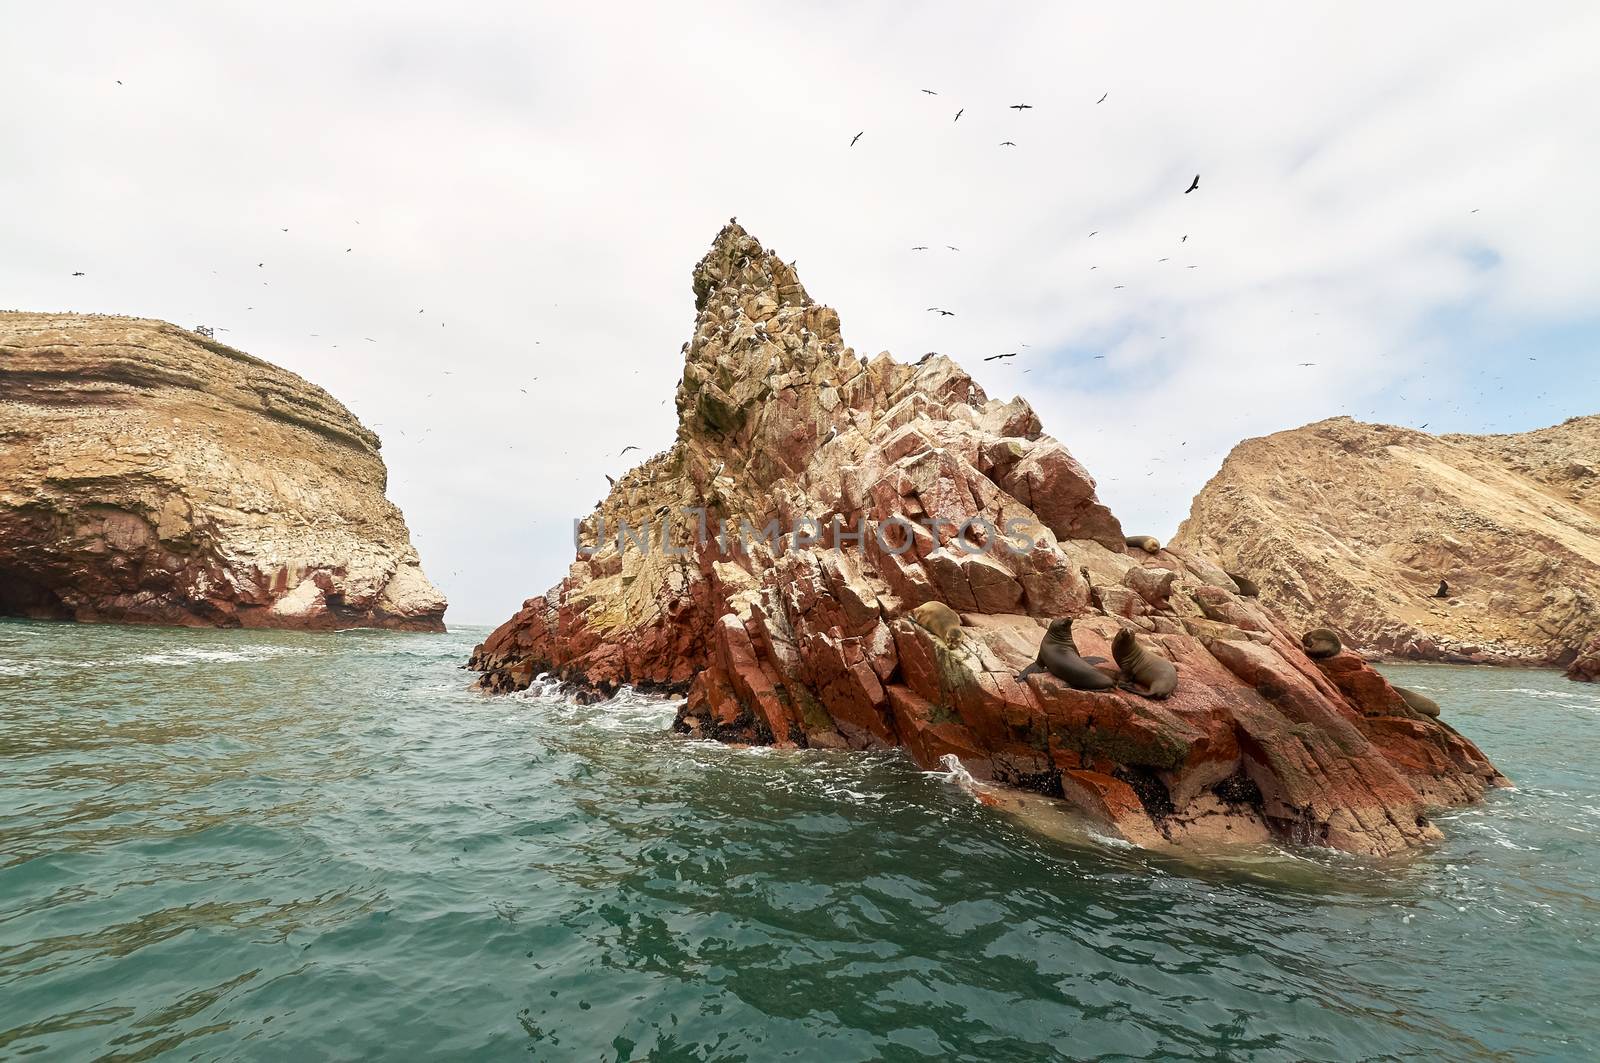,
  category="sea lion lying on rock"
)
[1029,618,1116,690]
[1111,628,1178,698]
[1125,535,1161,553]
[1226,571,1260,597]
[1302,628,1343,660]
[910,601,963,646]
[1393,685,1441,718]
